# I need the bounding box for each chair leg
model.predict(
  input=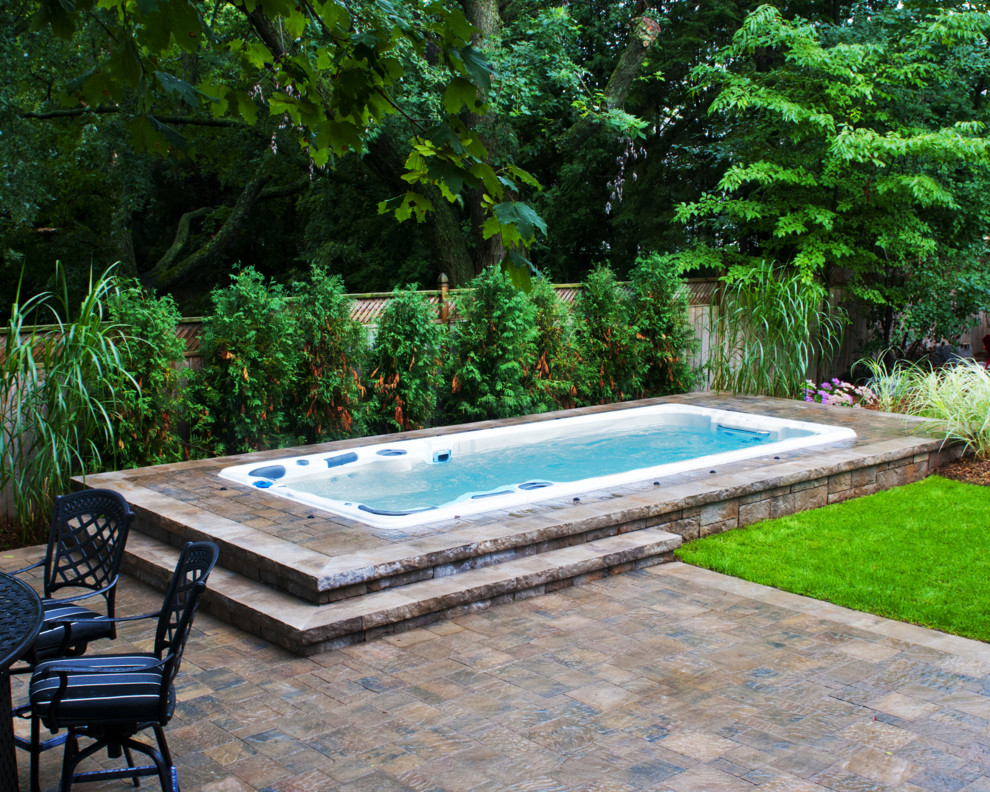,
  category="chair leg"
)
[118,735,170,792]
[59,731,81,792]
[152,724,174,769]
[30,715,41,792]
[124,744,141,787]
[58,731,173,792]
[15,715,69,792]
[151,725,175,792]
